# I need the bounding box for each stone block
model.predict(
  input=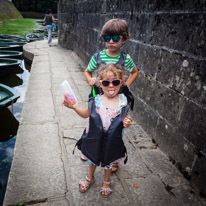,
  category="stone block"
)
[191,154,206,196]
[171,57,206,107]
[146,0,206,11]
[132,0,147,11]
[155,50,182,86]
[131,96,158,138]
[155,117,196,174]
[125,175,179,206]
[132,73,185,127]
[151,13,206,56]
[177,100,206,153]
[137,44,160,77]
